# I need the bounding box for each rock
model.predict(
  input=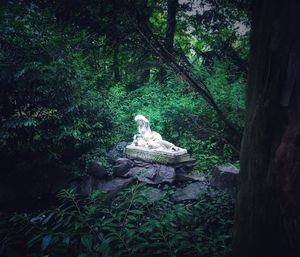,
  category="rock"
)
[107,141,128,161]
[87,160,107,179]
[156,165,175,183]
[96,177,135,193]
[211,164,239,190]
[80,176,94,196]
[132,159,152,167]
[136,167,157,184]
[137,165,175,184]
[113,158,133,177]
[175,166,191,174]
[108,151,199,185]
[175,173,207,182]
[142,167,157,180]
[172,182,208,201]
[125,166,147,177]
[144,188,164,203]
